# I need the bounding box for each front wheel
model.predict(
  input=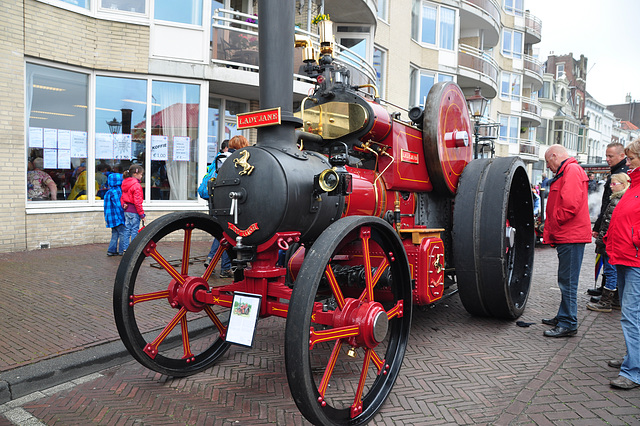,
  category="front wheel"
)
[285,216,412,425]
